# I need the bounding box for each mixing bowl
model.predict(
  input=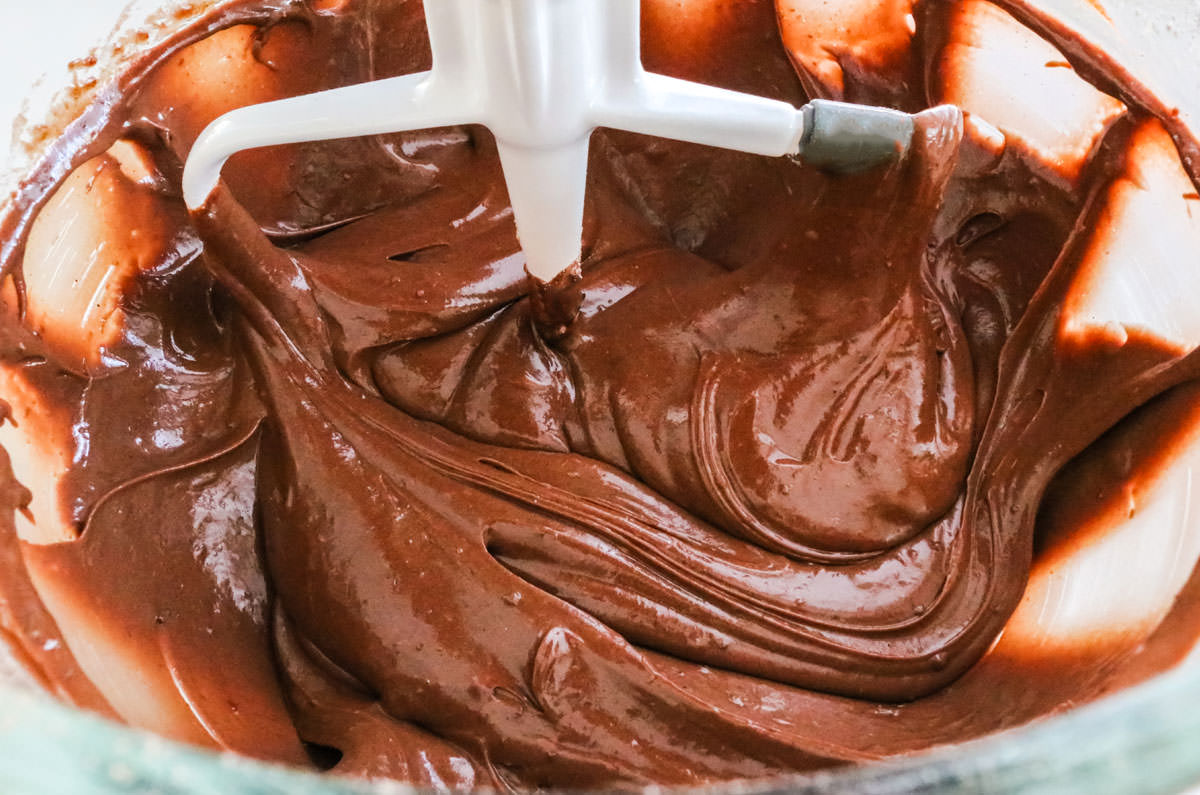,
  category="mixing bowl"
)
[2,1,1200,792]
